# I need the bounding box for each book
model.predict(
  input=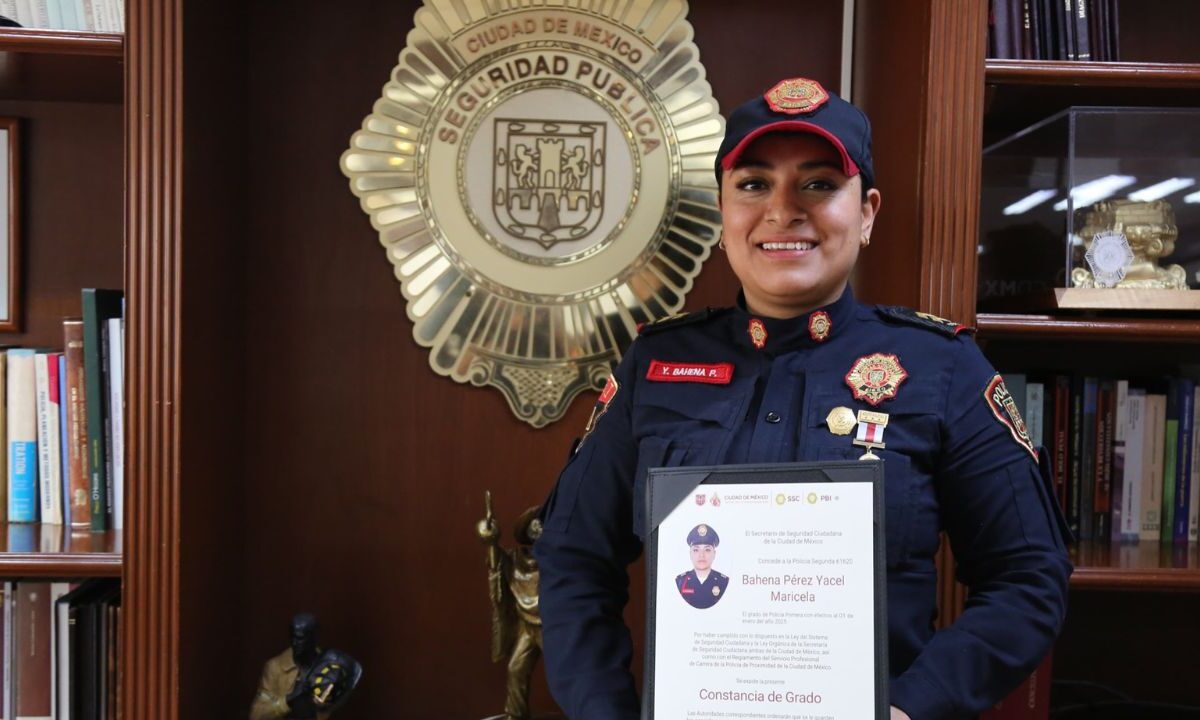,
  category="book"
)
[0,353,7,524]
[1120,390,1145,543]
[1067,376,1085,539]
[1072,0,1090,60]
[1026,382,1045,449]
[6,350,38,523]
[47,583,69,720]
[63,320,90,528]
[34,353,63,526]
[1051,376,1070,515]
[1078,377,1097,542]
[3,581,12,720]
[1093,379,1113,541]
[1140,394,1166,542]
[13,582,51,720]
[1191,384,1200,543]
[81,289,122,531]
[1109,380,1128,544]
[58,355,69,533]
[106,316,123,531]
[1161,380,1181,543]
[1172,379,1195,543]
